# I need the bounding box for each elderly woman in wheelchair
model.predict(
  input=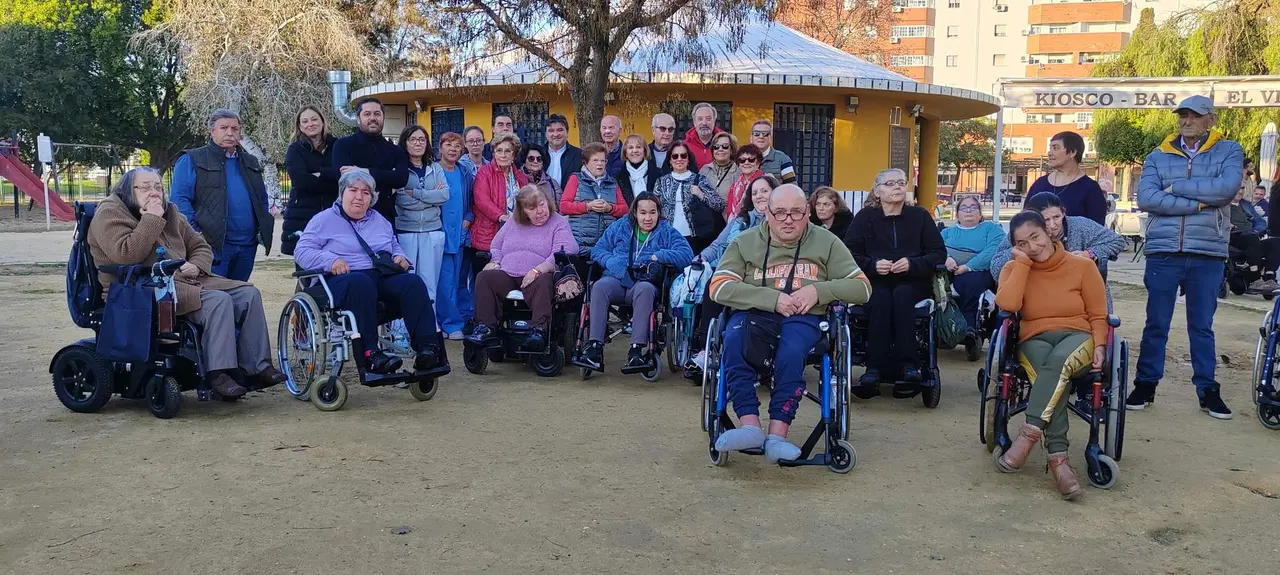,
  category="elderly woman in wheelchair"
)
[287,169,448,410]
[79,167,284,408]
[991,211,1112,499]
[706,184,870,466]
[572,192,693,375]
